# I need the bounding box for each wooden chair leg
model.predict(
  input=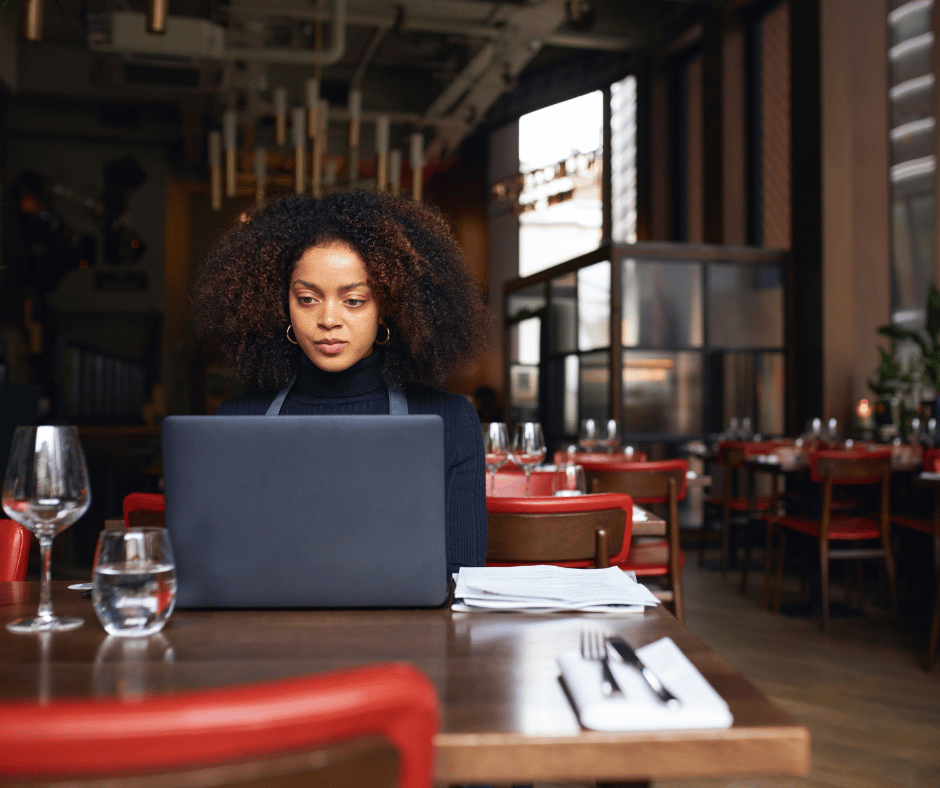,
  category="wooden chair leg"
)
[881,531,899,622]
[720,507,731,578]
[739,519,753,596]
[928,575,939,671]
[855,563,865,612]
[774,529,787,613]
[761,520,775,609]
[819,540,830,633]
